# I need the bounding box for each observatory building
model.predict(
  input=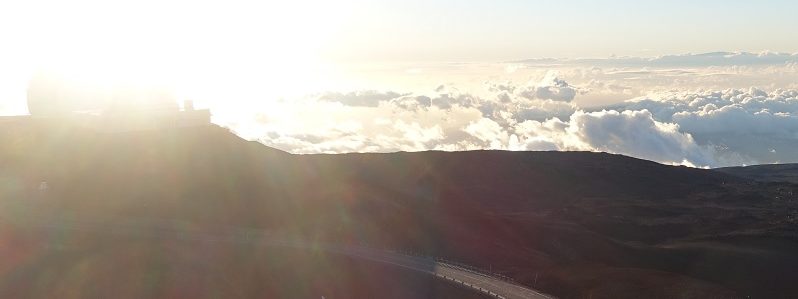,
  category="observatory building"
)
[1,72,210,132]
